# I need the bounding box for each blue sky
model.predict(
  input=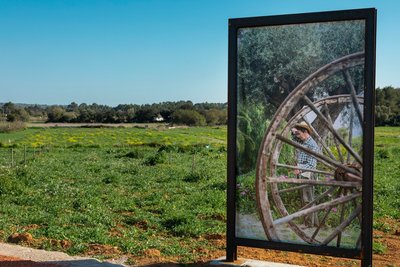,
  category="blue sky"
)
[0,0,398,106]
